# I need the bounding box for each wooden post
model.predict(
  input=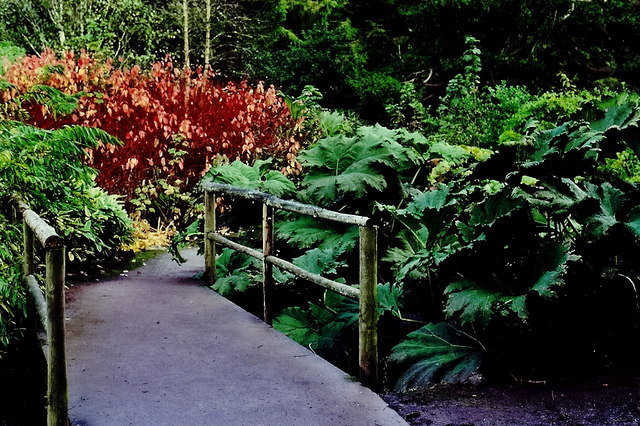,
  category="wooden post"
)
[262,204,274,325]
[23,219,35,277]
[204,190,216,285]
[358,226,378,388]
[45,245,68,426]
